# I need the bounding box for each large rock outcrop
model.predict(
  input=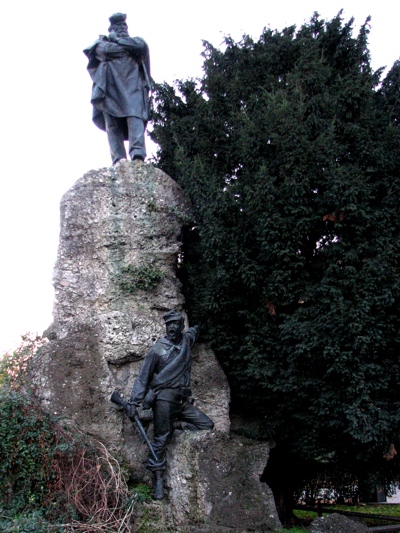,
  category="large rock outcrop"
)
[133,431,280,532]
[165,431,279,531]
[29,160,279,531]
[30,161,229,468]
